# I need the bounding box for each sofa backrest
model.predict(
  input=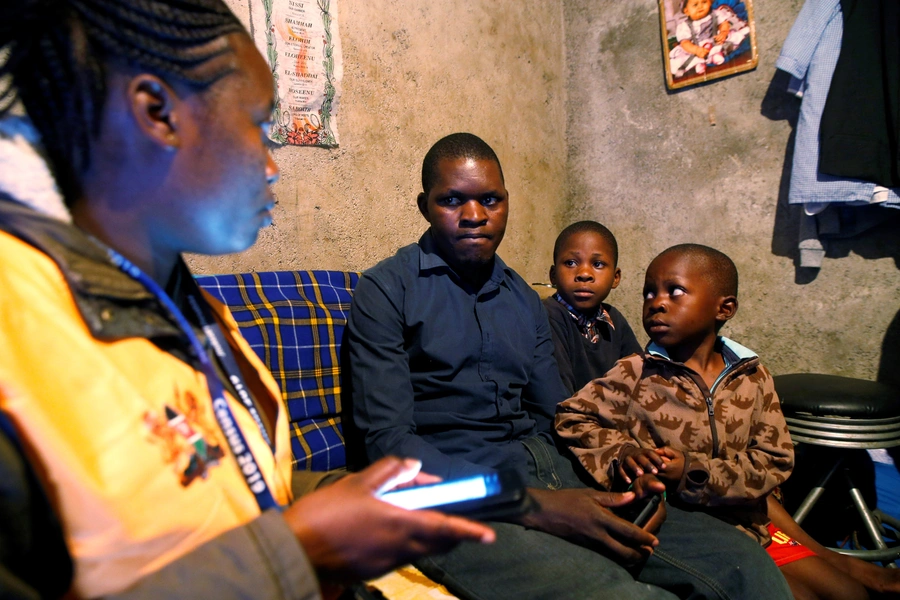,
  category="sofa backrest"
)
[196,270,360,472]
